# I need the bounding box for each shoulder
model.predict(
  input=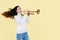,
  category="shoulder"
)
[14,15,18,19]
